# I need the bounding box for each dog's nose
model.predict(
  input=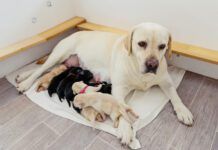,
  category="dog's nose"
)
[145,57,159,73]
